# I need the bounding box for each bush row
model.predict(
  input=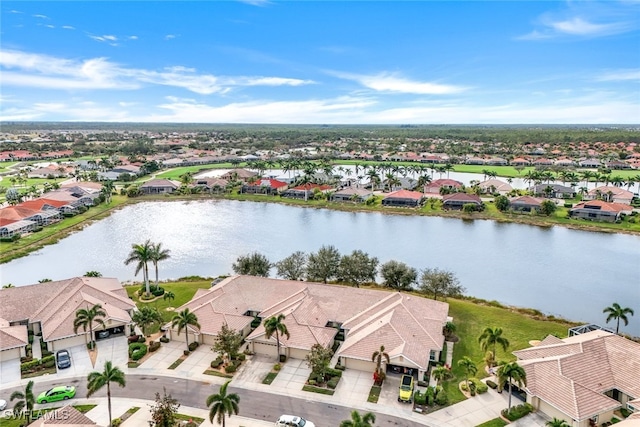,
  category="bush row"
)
[502,403,534,421]
[20,355,55,372]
